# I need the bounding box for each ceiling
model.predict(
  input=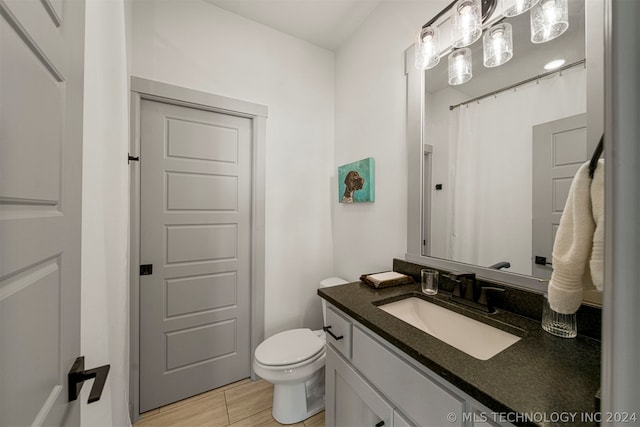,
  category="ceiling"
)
[202,0,383,51]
